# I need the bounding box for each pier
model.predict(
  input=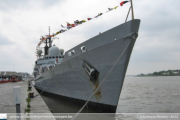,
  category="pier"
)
[0,80,55,119]
[0,81,27,113]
